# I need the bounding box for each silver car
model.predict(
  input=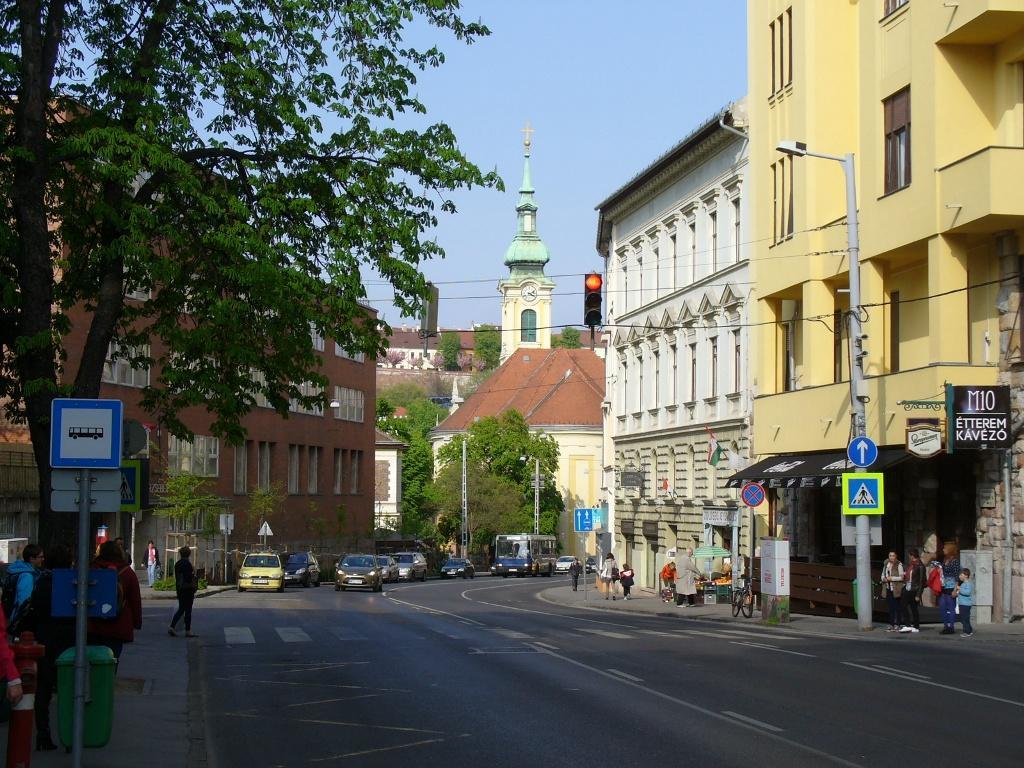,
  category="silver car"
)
[375,555,399,583]
[335,554,383,592]
[393,552,427,582]
[554,556,577,574]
